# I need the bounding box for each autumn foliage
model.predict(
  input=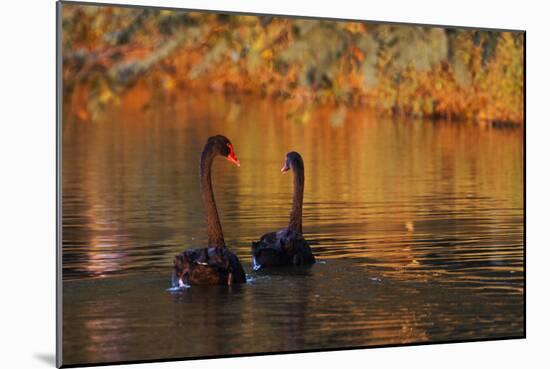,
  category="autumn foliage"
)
[61,4,524,124]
